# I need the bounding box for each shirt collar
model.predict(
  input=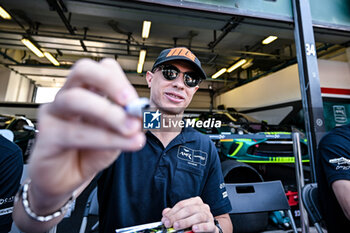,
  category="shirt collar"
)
[180,127,197,143]
[146,127,197,145]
